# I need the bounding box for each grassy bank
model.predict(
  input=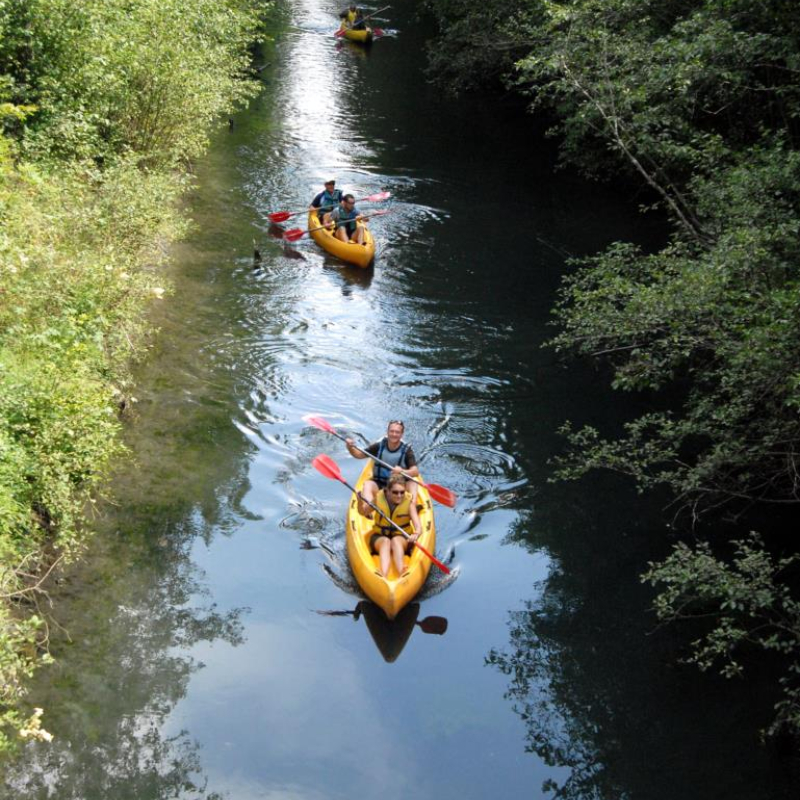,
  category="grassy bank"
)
[0,0,266,750]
